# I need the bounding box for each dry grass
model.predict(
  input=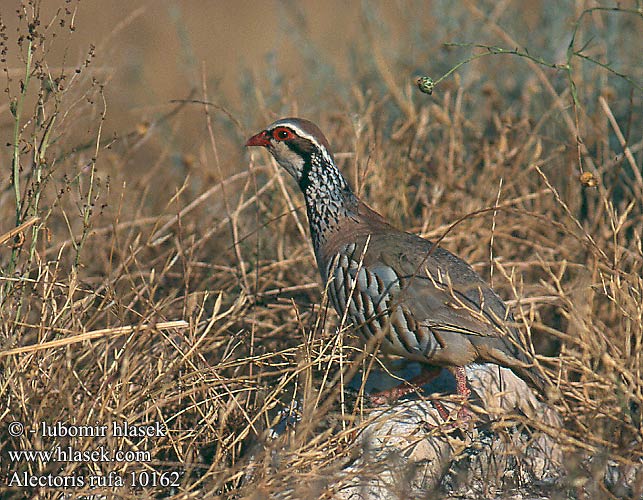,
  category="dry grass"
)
[1,1,642,499]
